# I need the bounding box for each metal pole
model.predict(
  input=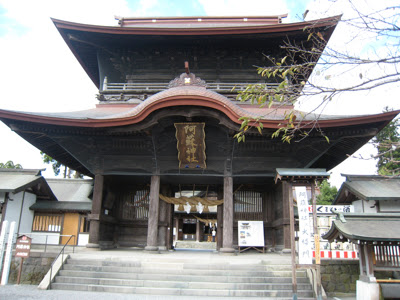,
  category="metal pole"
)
[288,182,297,300]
